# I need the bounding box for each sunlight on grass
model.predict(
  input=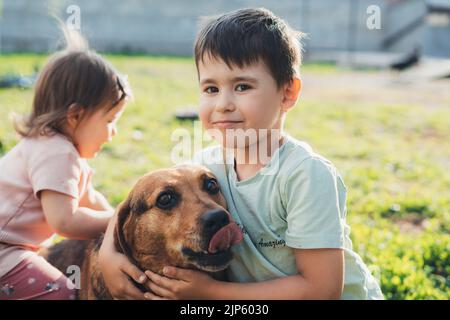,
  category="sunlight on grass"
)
[0,54,448,299]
